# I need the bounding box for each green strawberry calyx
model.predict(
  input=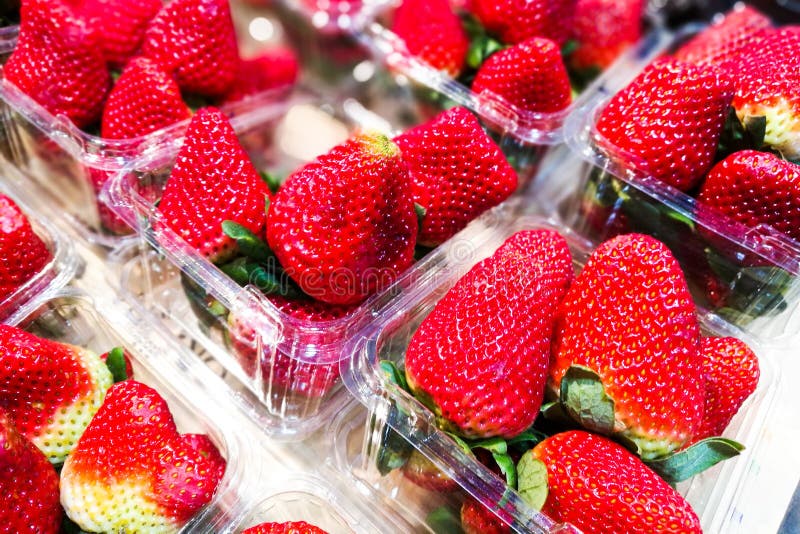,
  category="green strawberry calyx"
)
[644,437,744,485]
[559,365,616,435]
[104,347,129,383]
[516,450,549,511]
